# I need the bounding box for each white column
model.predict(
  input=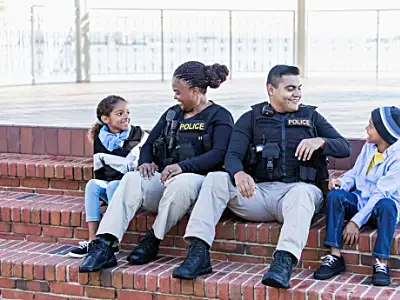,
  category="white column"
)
[75,0,90,82]
[296,0,307,78]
